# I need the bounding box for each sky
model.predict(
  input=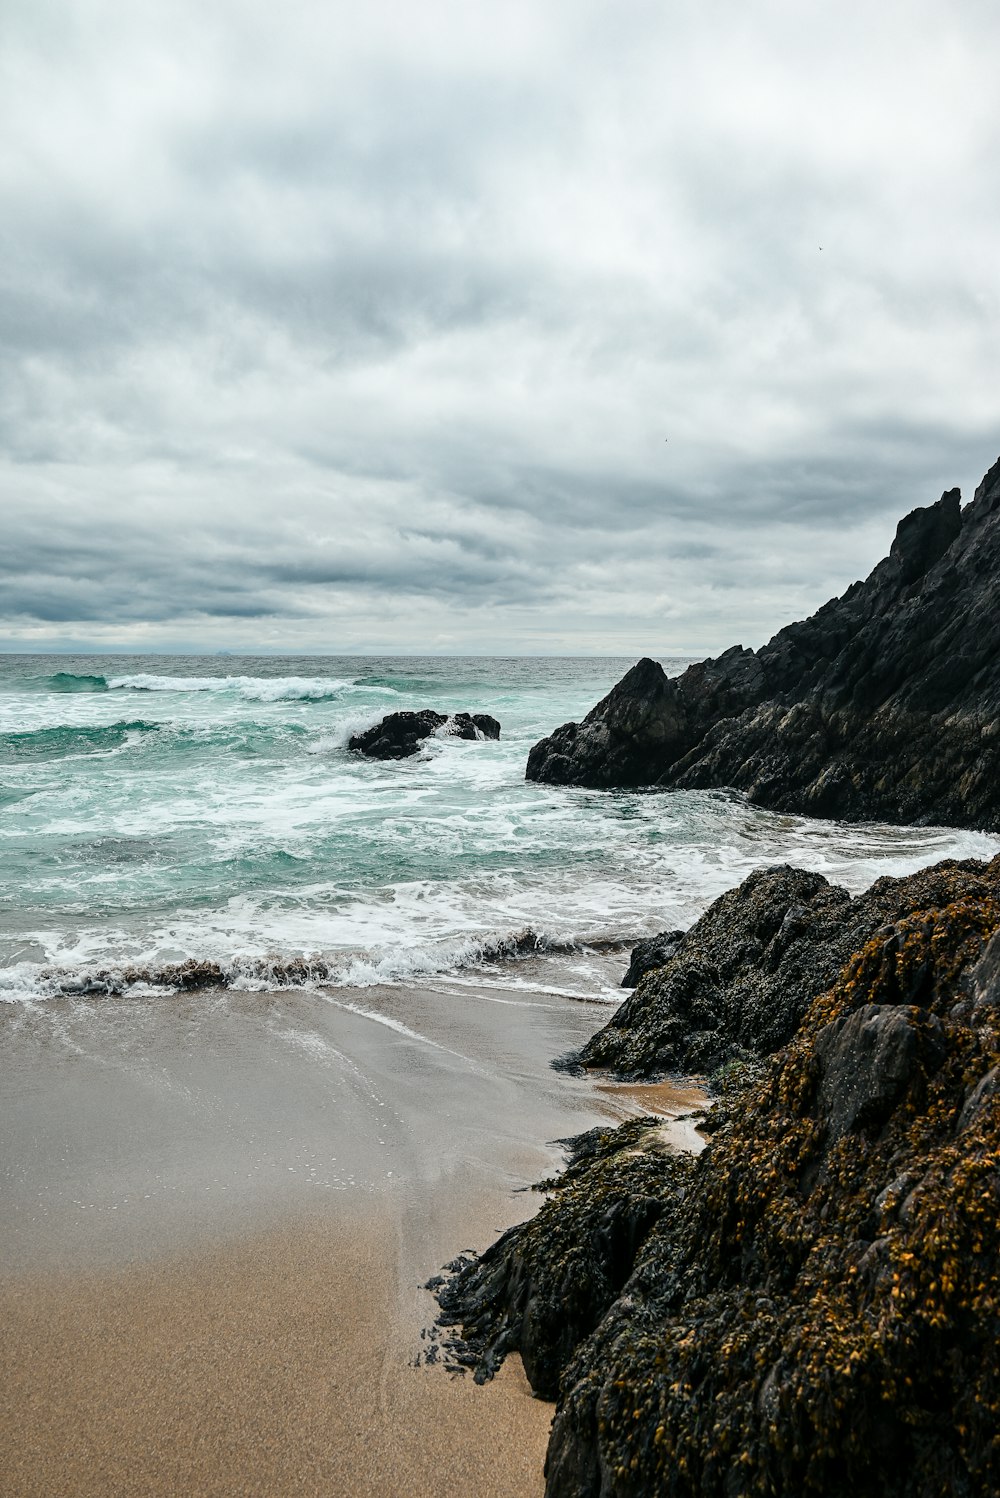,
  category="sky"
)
[1,0,998,657]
